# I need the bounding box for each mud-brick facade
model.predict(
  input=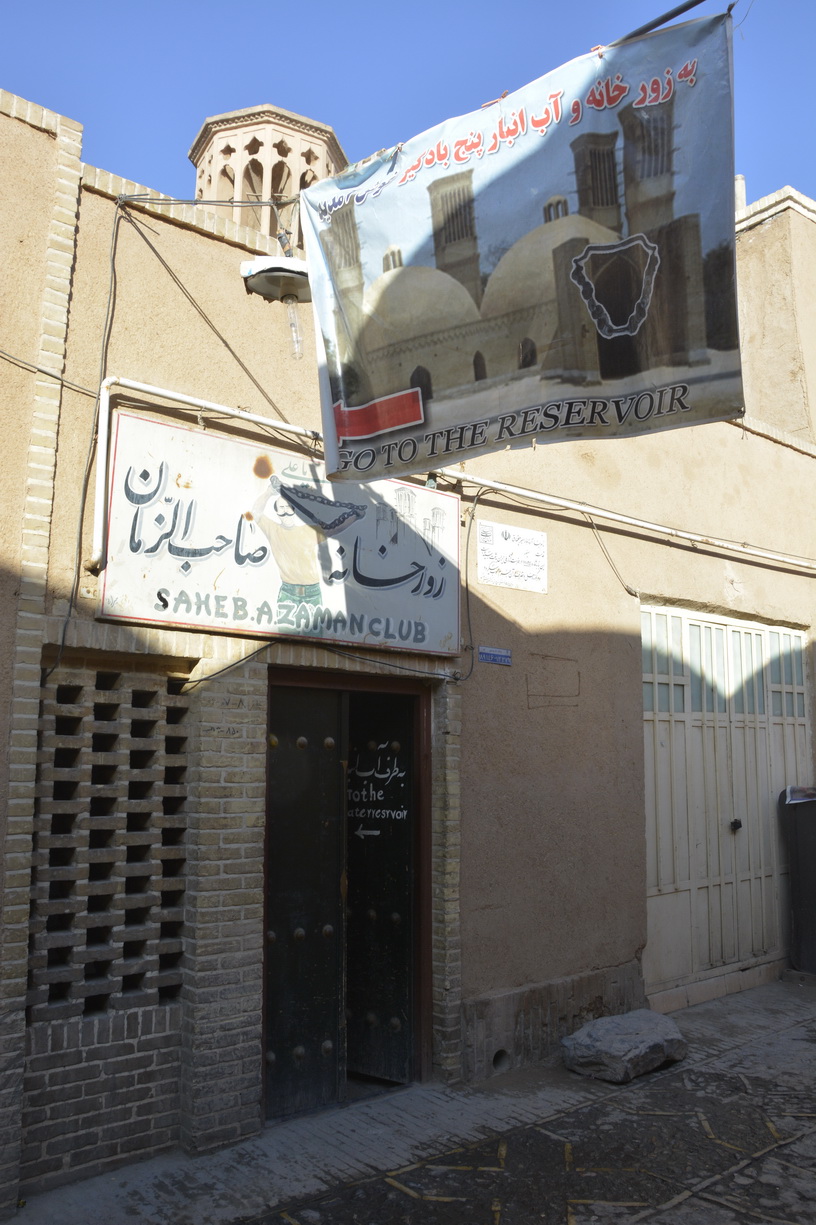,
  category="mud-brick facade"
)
[3,83,816,1217]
